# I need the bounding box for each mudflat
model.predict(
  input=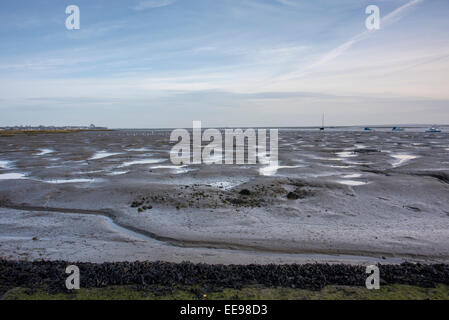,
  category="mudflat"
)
[1,128,448,265]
